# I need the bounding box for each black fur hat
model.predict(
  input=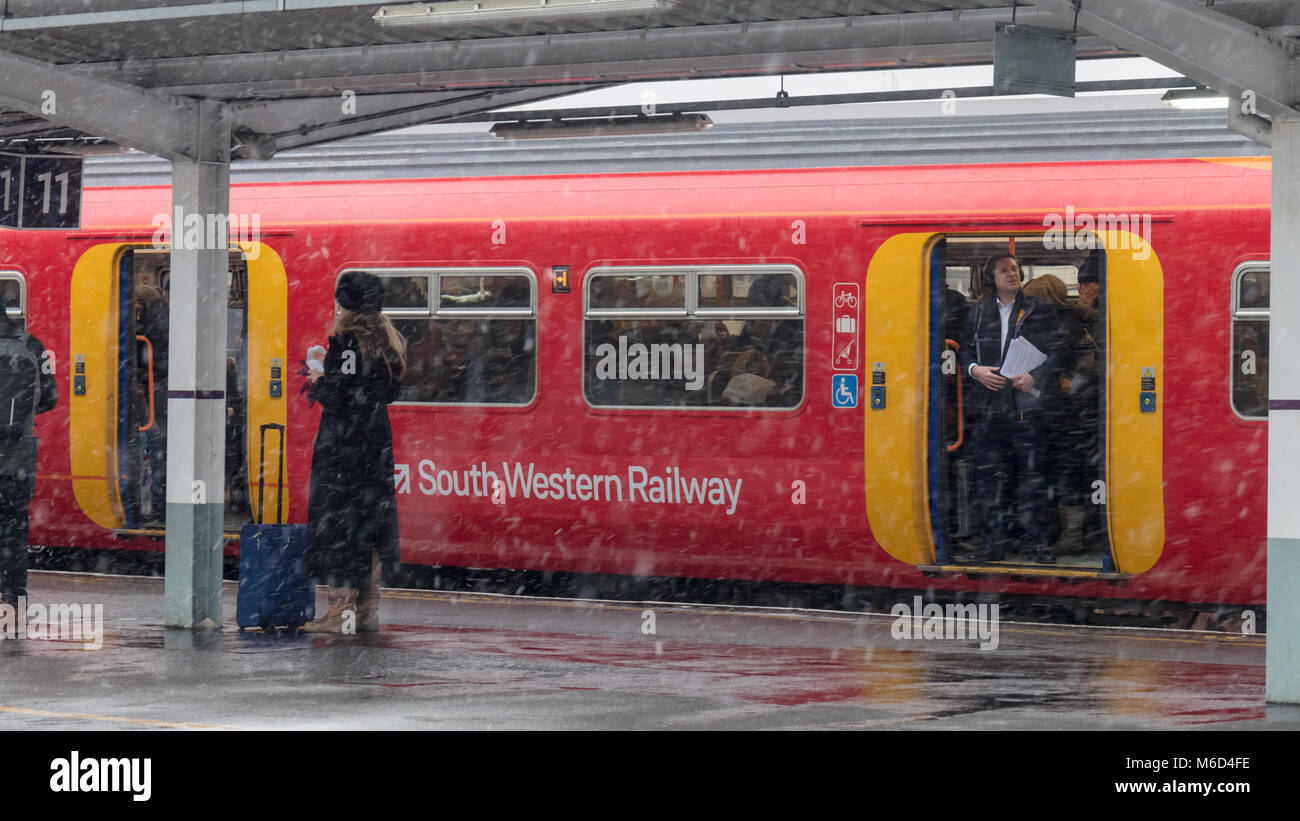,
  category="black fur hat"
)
[335,271,384,313]
[1077,254,1100,284]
